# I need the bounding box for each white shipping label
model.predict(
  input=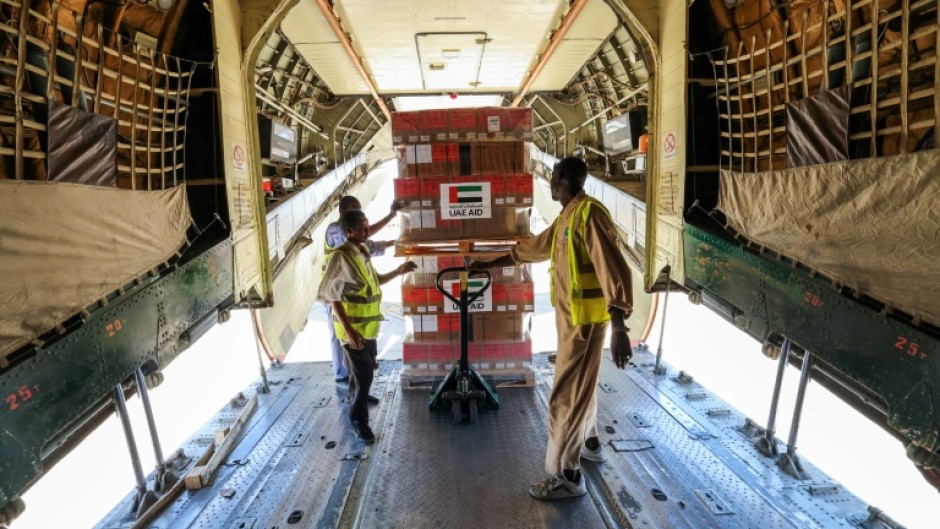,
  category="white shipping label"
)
[443,279,493,314]
[502,267,515,277]
[420,257,438,273]
[405,147,416,164]
[487,115,501,132]
[421,209,437,229]
[418,315,438,332]
[416,144,432,164]
[439,182,492,220]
